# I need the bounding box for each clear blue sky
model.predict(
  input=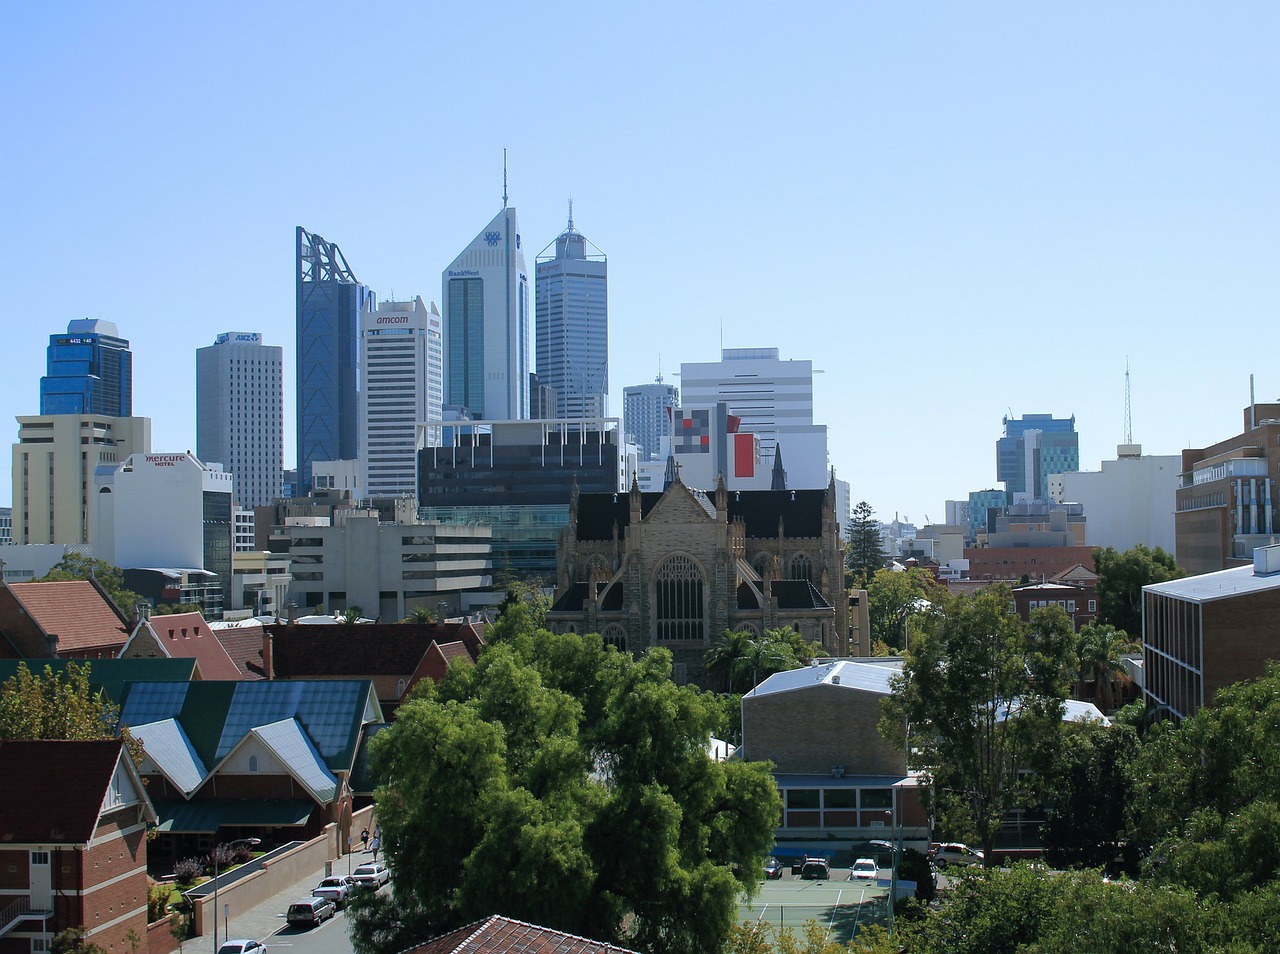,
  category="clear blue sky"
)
[2,2,1277,524]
